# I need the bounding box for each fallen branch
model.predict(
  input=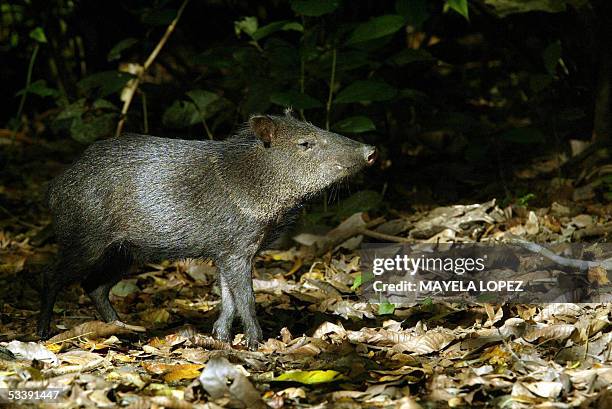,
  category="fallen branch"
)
[315,216,386,257]
[507,235,612,271]
[46,320,145,344]
[115,0,191,137]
